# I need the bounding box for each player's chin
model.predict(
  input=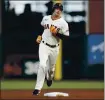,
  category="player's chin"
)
[55,13,59,16]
